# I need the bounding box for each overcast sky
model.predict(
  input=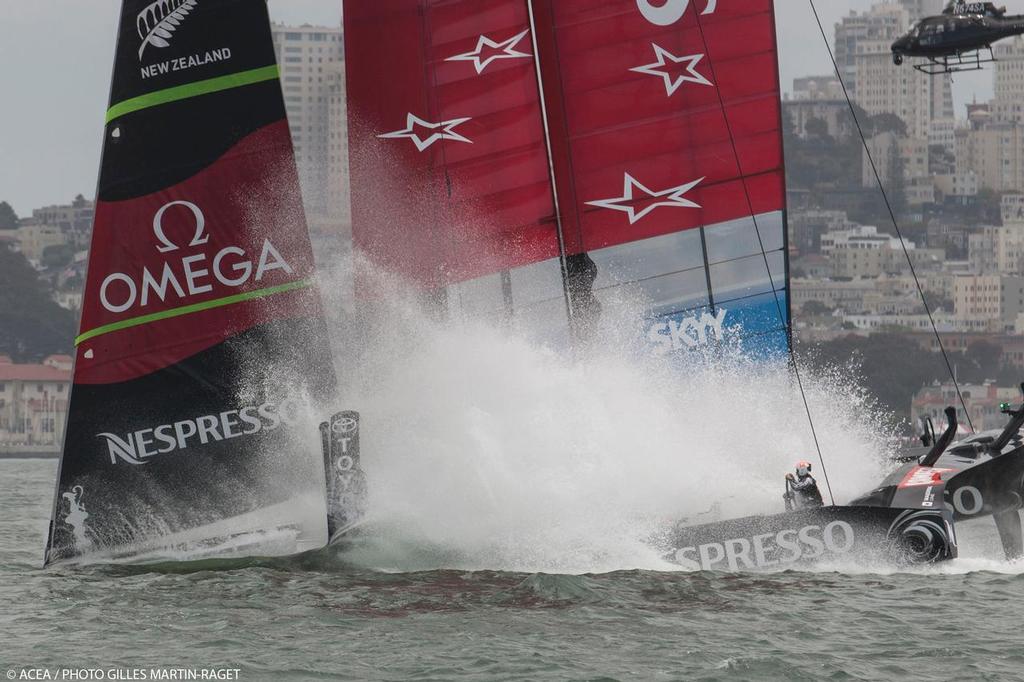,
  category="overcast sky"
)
[0,1,999,215]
